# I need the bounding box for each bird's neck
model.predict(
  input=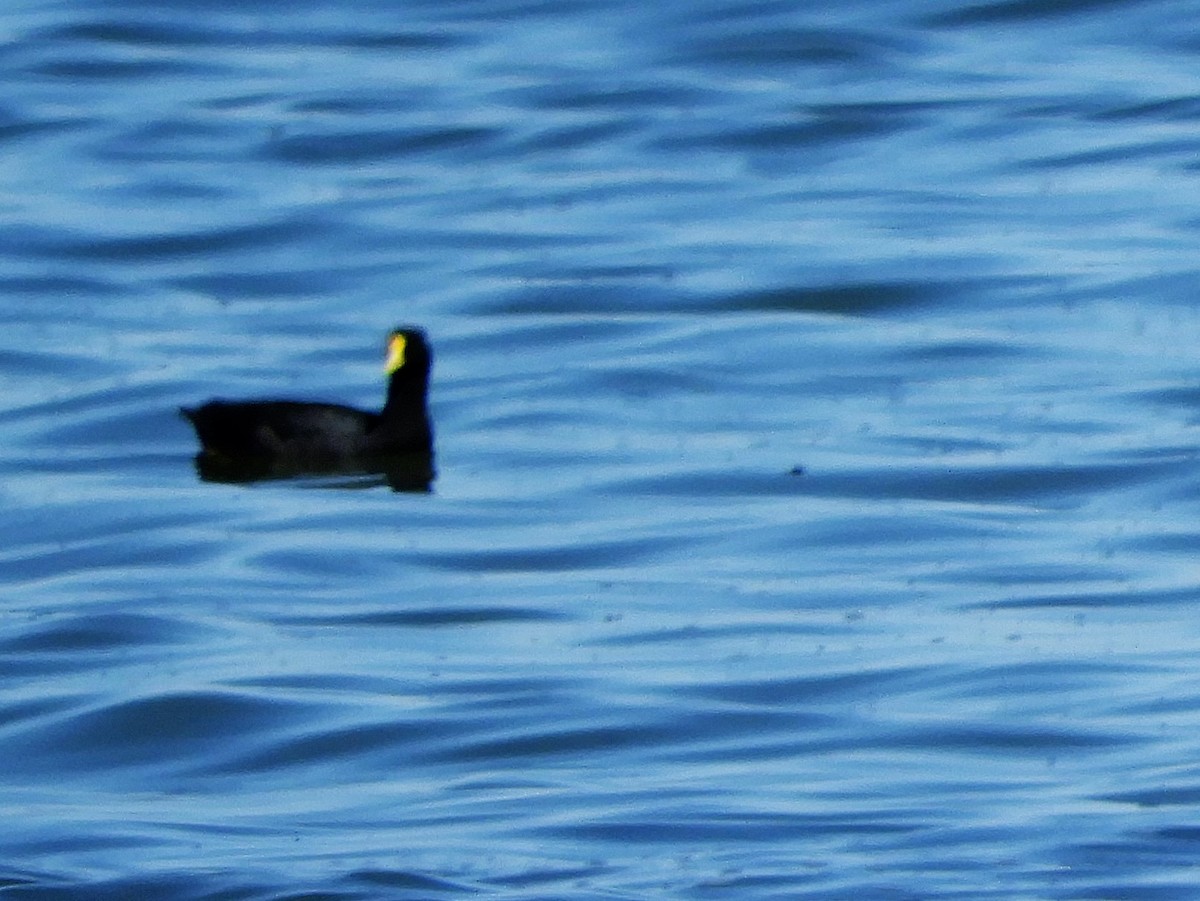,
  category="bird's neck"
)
[384,375,428,415]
